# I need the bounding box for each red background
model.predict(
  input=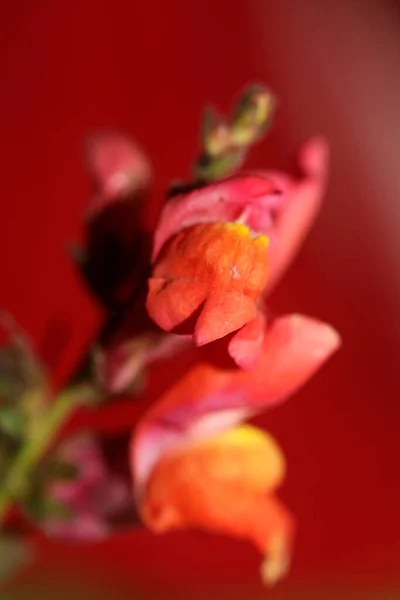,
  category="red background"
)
[1,0,399,597]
